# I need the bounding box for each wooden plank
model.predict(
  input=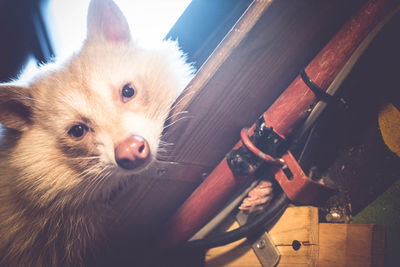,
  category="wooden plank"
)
[205,220,262,267]
[269,206,319,267]
[205,206,319,267]
[319,223,385,267]
[169,0,275,122]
